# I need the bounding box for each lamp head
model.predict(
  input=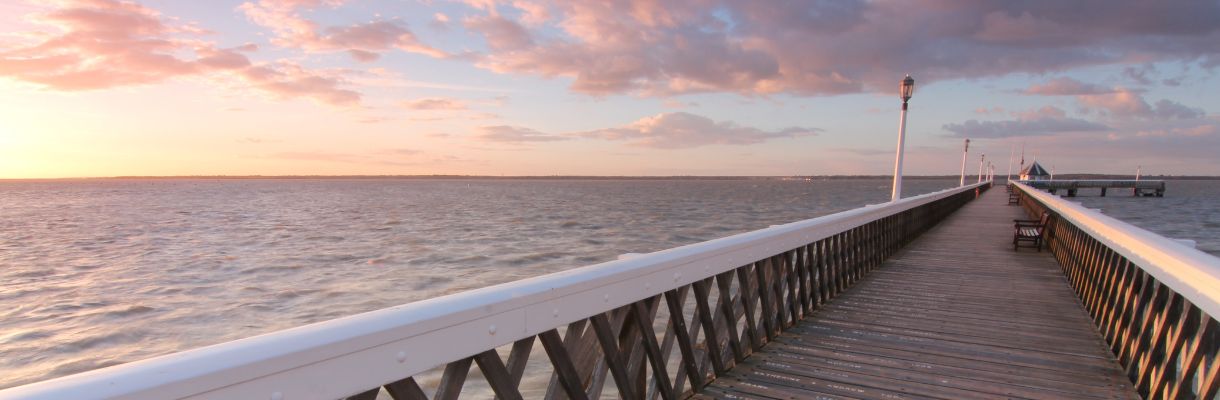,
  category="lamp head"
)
[900,75,915,102]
